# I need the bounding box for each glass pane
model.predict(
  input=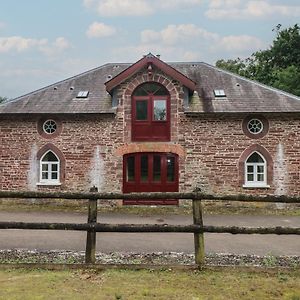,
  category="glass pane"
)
[247,152,264,163]
[247,174,254,181]
[136,100,148,120]
[257,165,264,173]
[153,155,161,182]
[141,155,148,182]
[51,172,58,180]
[167,156,175,182]
[247,165,254,173]
[153,100,167,121]
[126,156,135,182]
[52,164,58,172]
[133,83,168,96]
[42,172,48,180]
[42,151,58,162]
[42,164,48,171]
[257,174,264,182]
